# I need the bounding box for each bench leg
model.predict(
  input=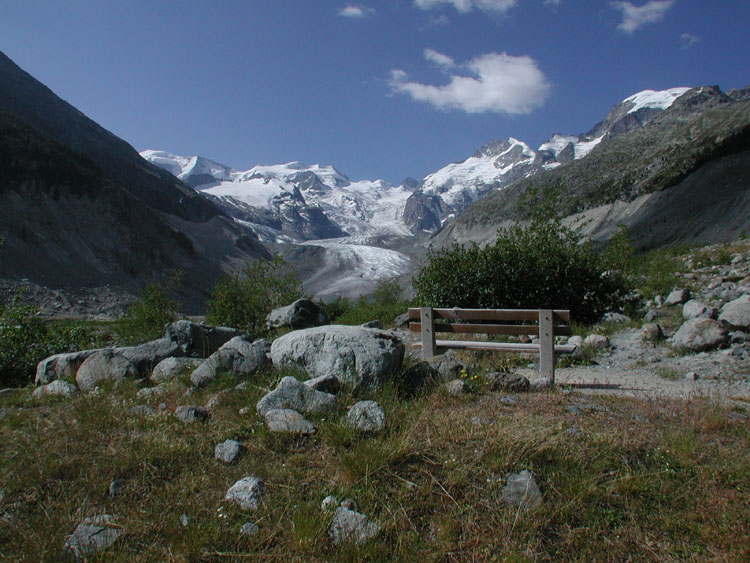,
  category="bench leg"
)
[420,307,437,359]
[539,309,555,386]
